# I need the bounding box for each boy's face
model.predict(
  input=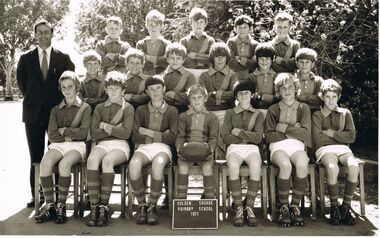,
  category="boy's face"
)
[258,57,272,71]
[236,90,253,107]
[274,20,290,39]
[189,92,207,112]
[214,56,227,71]
[191,19,207,36]
[60,79,78,100]
[297,58,314,75]
[235,23,251,39]
[35,24,53,49]
[106,84,125,102]
[105,21,123,39]
[146,83,165,102]
[279,82,296,103]
[323,91,340,111]
[146,21,162,39]
[167,53,185,70]
[85,60,101,77]
[127,56,143,75]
